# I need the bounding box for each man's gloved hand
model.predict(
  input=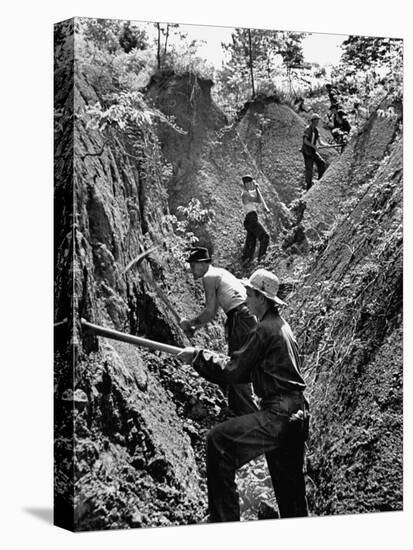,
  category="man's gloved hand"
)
[176,346,197,364]
[179,318,196,337]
